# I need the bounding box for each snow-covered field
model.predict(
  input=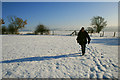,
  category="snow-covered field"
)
[1,33,119,78]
